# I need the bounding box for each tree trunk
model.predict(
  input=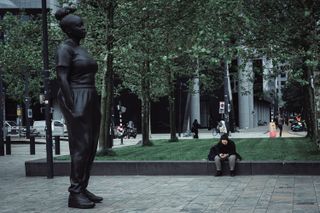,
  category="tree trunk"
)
[98,69,107,150]
[314,70,320,146]
[141,60,152,146]
[302,0,318,142]
[306,66,317,141]
[98,1,115,154]
[302,56,316,140]
[168,66,178,142]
